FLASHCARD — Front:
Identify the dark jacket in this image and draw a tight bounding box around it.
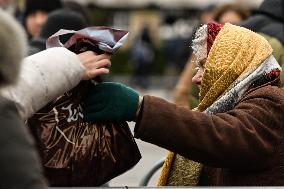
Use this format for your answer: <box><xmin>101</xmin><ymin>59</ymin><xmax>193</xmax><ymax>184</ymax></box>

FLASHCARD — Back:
<box><xmin>29</xmin><ymin>37</ymin><xmax>46</xmax><ymax>55</ymax></box>
<box><xmin>0</xmin><ymin>98</ymin><xmax>47</xmax><ymax>189</ymax></box>
<box><xmin>135</xmin><ymin>84</ymin><xmax>284</xmax><ymax>185</ymax></box>
<box><xmin>241</xmin><ymin>0</ymin><xmax>284</xmax><ymax>45</ymax></box>
<box><xmin>28</xmin><ymin>9</ymin><xmax>87</xmax><ymax>55</ymax></box>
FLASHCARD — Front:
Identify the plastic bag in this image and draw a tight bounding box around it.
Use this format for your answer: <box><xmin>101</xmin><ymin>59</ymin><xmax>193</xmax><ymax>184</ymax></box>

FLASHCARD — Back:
<box><xmin>27</xmin><ymin>27</ymin><xmax>141</xmax><ymax>186</ymax></box>
<box><xmin>46</xmin><ymin>26</ymin><xmax>129</xmax><ymax>54</ymax></box>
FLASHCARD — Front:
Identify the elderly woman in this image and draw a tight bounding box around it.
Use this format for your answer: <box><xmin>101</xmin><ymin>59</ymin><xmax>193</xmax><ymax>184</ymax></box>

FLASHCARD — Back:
<box><xmin>82</xmin><ymin>22</ymin><xmax>284</xmax><ymax>185</ymax></box>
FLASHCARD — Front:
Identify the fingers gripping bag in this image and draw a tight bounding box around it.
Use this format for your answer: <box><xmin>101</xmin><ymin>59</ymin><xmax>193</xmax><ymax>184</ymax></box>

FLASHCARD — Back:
<box><xmin>27</xmin><ymin>27</ymin><xmax>141</xmax><ymax>186</ymax></box>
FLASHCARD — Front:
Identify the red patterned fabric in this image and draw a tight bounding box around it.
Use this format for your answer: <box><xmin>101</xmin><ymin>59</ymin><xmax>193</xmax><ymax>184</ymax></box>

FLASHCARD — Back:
<box><xmin>207</xmin><ymin>22</ymin><xmax>224</xmax><ymax>55</ymax></box>
<box><xmin>265</xmin><ymin>69</ymin><xmax>281</xmax><ymax>78</ymax></box>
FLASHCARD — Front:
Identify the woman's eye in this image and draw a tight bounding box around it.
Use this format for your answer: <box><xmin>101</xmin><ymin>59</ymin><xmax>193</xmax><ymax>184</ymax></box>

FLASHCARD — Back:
<box><xmin>192</xmin><ymin>68</ymin><xmax>197</xmax><ymax>75</ymax></box>
<box><xmin>193</xmin><ymin>66</ymin><xmax>200</xmax><ymax>75</ymax></box>
<box><xmin>196</xmin><ymin>66</ymin><xmax>204</xmax><ymax>71</ymax></box>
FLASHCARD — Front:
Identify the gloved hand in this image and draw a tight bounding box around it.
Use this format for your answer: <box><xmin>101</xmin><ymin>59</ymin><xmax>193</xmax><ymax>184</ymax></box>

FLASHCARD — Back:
<box><xmin>82</xmin><ymin>82</ymin><xmax>140</xmax><ymax>122</ymax></box>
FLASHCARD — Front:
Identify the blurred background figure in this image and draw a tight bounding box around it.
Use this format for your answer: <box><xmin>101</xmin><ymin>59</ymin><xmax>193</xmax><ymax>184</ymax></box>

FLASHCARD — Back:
<box><xmin>173</xmin><ymin>2</ymin><xmax>251</xmax><ymax>109</ymax></box>
<box><xmin>130</xmin><ymin>26</ymin><xmax>155</xmax><ymax>89</ymax></box>
<box><xmin>0</xmin><ymin>0</ymin><xmax>22</xmax><ymax>22</ymax></box>
<box><xmin>241</xmin><ymin>0</ymin><xmax>284</xmax><ymax>87</ymax></box>
<box><xmin>23</xmin><ymin>0</ymin><xmax>62</xmax><ymax>40</ymax></box>
<box><xmin>28</xmin><ymin>9</ymin><xmax>87</xmax><ymax>55</ymax></box>
<box><xmin>0</xmin><ymin>0</ymin><xmax>14</xmax><ymax>12</ymax></box>
<box><xmin>213</xmin><ymin>3</ymin><xmax>250</xmax><ymax>25</ymax></box>
<box><xmin>162</xmin><ymin>13</ymin><xmax>193</xmax><ymax>75</ymax></box>
<box><xmin>172</xmin><ymin>4</ymin><xmax>216</xmax><ymax>108</ymax></box>
<box><xmin>64</xmin><ymin>0</ymin><xmax>91</xmax><ymax>25</ymax></box>
<box><xmin>200</xmin><ymin>4</ymin><xmax>216</xmax><ymax>24</ymax></box>
<box><xmin>0</xmin><ymin>0</ymin><xmax>18</xmax><ymax>15</ymax></box>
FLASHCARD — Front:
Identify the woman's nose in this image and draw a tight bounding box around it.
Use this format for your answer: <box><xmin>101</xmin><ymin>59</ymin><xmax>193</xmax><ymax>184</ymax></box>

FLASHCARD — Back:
<box><xmin>192</xmin><ymin>71</ymin><xmax>203</xmax><ymax>85</ymax></box>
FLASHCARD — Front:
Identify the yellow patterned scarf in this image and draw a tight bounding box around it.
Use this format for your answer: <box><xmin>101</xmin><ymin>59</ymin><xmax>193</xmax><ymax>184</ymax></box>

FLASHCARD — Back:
<box><xmin>157</xmin><ymin>23</ymin><xmax>272</xmax><ymax>186</ymax></box>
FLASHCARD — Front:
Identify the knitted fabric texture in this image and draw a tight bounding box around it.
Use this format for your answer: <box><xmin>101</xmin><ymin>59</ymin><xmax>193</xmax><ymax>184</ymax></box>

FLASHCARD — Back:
<box><xmin>198</xmin><ymin>23</ymin><xmax>272</xmax><ymax>112</ymax></box>
<box><xmin>157</xmin><ymin>151</ymin><xmax>174</xmax><ymax>186</ymax></box>
<box><xmin>157</xmin><ymin>109</ymin><xmax>202</xmax><ymax>186</ymax></box>
<box><xmin>192</xmin><ymin>25</ymin><xmax>207</xmax><ymax>63</ymax></box>
<box><xmin>157</xmin><ymin>23</ymin><xmax>274</xmax><ymax>186</ymax></box>
<box><xmin>192</xmin><ymin>22</ymin><xmax>223</xmax><ymax>63</ymax></box>
<box><xmin>204</xmin><ymin>55</ymin><xmax>280</xmax><ymax>114</ymax></box>
<box><xmin>206</xmin><ymin>22</ymin><xmax>223</xmax><ymax>56</ymax></box>
<box><xmin>158</xmin><ymin>22</ymin><xmax>224</xmax><ymax>186</ymax></box>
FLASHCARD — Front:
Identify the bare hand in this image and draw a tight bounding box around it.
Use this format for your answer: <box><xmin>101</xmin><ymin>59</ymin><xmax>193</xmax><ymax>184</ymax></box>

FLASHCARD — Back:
<box><xmin>77</xmin><ymin>51</ymin><xmax>111</xmax><ymax>80</ymax></box>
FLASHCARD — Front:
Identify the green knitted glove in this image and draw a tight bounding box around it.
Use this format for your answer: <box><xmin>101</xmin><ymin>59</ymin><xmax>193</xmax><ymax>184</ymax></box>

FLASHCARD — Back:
<box><xmin>82</xmin><ymin>82</ymin><xmax>139</xmax><ymax>122</ymax></box>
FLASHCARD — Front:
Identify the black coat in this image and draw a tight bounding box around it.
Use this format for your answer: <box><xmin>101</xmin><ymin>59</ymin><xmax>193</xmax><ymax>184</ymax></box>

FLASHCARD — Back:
<box><xmin>0</xmin><ymin>98</ymin><xmax>47</xmax><ymax>189</ymax></box>
<box><xmin>241</xmin><ymin>0</ymin><xmax>284</xmax><ymax>45</ymax></box>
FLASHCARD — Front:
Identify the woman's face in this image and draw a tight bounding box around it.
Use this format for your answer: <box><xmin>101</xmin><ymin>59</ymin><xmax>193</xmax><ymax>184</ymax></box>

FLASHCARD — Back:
<box><xmin>192</xmin><ymin>58</ymin><xmax>206</xmax><ymax>89</ymax></box>
<box><xmin>219</xmin><ymin>10</ymin><xmax>242</xmax><ymax>25</ymax></box>
<box><xmin>25</xmin><ymin>10</ymin><xmax>48</xmax><ymax>38</ymax></box>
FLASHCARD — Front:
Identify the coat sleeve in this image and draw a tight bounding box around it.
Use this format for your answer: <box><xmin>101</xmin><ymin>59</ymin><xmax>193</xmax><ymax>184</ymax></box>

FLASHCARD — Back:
<box><xmin>134</xmin><ymin>85</ymin><xmax>284</xmax><ymax>169</ymax></box>
<box><xmin>1</xmin><ymin>47</ymin><xmax>85</xmax><ymax>120</ymax></box>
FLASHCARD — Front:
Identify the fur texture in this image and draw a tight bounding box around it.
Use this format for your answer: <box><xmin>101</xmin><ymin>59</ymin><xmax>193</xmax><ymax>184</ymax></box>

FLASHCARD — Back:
<box><xmin>0</xmin><ymin>10</ymin><xmax>27</xmax><ymax>86</ymax></box>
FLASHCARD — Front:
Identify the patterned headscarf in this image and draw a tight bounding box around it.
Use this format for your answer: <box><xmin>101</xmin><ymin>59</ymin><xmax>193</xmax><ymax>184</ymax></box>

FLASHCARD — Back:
<box><xmin>198</xmin><ymin>23</ymin><xmax>276</xmax><ymax>112</ymax></box>
<box><xmin>192</xmin><ymin>22</ymin><xmax>223</xmax><ymax>63</ymax></box>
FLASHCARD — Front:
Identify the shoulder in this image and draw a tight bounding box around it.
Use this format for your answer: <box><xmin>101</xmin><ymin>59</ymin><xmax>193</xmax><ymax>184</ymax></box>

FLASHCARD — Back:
<box><xmin>0</xmin><ymin>97</ymin><xmax>19</xmax><ymax>117</ymax></box>
<box><xmin>233</xmin><ymin>85</ymin><xmax>284</xmax><ymax>127</ymax></box>
<box><xmin>26</xmin><ymin>47</ymin><xmax>77</xmax><ymax>61</ymax></box>
<box><xmin>240</xmin><ymin>85</ymin><xmax>284</xmax><ymax>105</ymax></box>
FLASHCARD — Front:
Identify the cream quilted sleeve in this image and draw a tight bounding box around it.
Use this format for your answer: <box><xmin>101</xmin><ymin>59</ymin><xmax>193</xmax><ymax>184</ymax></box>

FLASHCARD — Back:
<box><xmin>1</xmin><ymin>47</ymin><xmax>85</xmax><ymax>120</ymax></box>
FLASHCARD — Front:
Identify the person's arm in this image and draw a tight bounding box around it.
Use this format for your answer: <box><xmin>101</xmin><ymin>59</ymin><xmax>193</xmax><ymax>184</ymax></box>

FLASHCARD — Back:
<box><xmin>173</xmin><ymin>57</ymin><xmax>195</xmax><ymax>108</ymax></box>
<box><xmin>1</xmin><ymin>47</ymin><xmax>84</xmax><ymax>120</ymax></box>
<box><xmin>82</xmin><ymin>82</ymin><xmax>283</xmax><ymax>169</ymax></box>
<box><xmin>135</xmin><ymin>85</ymin><xmax>284</xmax><ymax>170</ymax></box>
<box><xmin>1</xmin><ymin>47</ymin><xmax>110</xmax><ymax>120</ymax></box>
